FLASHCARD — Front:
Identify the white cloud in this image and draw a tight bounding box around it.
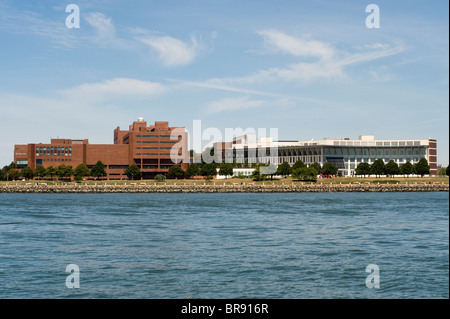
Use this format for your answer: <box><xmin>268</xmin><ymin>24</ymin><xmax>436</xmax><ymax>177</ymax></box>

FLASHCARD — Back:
<box><xmin>257</xmin><ymin>29</ymin><xmax>335</xmax><ymax>61</ymax></box>
<box><xmin>206</xmin><ymin>96</ymin><xmax>266</xmax><ymax>114</ymax></box>
<box><xmin>0</xmin><ymin>9</ymin><xmax>81</xmax><ymax>49</ymax></box>
<box><xmin>60</xmin><ymin>78</ymin><xmax>167</xmax><ymax>103</ymax></box>
<box><xmin>197</xmin><ymin>31</ymin><xmax>405</xmax><ymax>86</ymax></box>
<box><xmin>139</xmin><ymin>34</ymin><xmax>202</xmax><ymax>67</ymax></box>
<box><xmin>85</xmin><ymin>12</ymin><xmax>116</xmax><ymax>41</ymax></box>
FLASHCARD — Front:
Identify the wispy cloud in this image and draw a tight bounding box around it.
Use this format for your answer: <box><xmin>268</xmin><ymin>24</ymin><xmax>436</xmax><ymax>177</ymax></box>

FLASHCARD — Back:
<box><xmin>0</xmin><ymin>5</ymin><xmax>209</xmax><ymax>64</ymax></box>
<box><xmin>0</xmin><ymin>8</ymin><xmax>81</xmax><ymax>48</ymax></box>
<box><xmin>84</xmin><ymin>12</ymin><xmax>116</xmax><ymax>42</ymax></box>
<box><xmin>60</xmin><ymin>78</ymin><xmax>167</xmax><ymax>103</ymax></box>
<box><xmin>206</xmin><ymin>96</ymin><xmax>266</xmax><ymax>114</ymax></box>
<box><xmin>138</xmin><ymin>34</ymin><xmax>203</xmax><ymax>67</ymax></box>
<box><xmin>257</xmin><ymin>29</ymin><xmax>335</xmax><ymax>61</ymax></box>
<box><xmin>192</xmin><ymin>30</ymin><xmax>405</xmax><ymax>87</ymax></box>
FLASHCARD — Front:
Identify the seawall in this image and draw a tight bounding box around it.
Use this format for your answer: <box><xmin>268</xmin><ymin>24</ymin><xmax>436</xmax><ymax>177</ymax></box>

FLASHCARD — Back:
<box><xmin>0</xmin><ymin>183</ymin><xmax>448</xmax><ymax>193</ymax></box>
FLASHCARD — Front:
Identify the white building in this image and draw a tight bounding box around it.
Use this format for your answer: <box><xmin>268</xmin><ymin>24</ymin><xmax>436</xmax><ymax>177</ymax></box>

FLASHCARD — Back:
<box><xmin>217</xmin><ymin>134</ymin><xmax>437</xmax><ymax>177</ymax></box>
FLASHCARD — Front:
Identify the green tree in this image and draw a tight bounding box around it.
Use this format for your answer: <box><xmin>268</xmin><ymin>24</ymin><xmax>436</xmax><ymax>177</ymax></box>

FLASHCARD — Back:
<box><xmin>292</xmin><ymin>167</ymin><xmax>318</xmax><ymax>181</ymax></box>
<box><xmin>34</xmin><ymin>165</ymin><xmax>47</xmax><ymax>180</ymax></box>
<box><xmin>2</xmin><ymin>162</ymin><xmax>16</xmax><ymax>178</ymax></box>
<box><xmin>262</xmin><ymin>163</ymin><xmax>278</xmax><ymax>180</ymax></box>
<box><xmin>190</xmin><ymin>150</ymin><xmax>202</xmax><ymax>164</ymax></box>
<box><xmin>322</xmin><ymin>162</ymin><xmax>338</xmax><ymax>176</ymax></box>
<box><xmin>310</xmin><ymin>162</ymin><xmax>322</xmax><ymax>174</ymax></box>
<box><xmin>202</xmin><ymin>147</ymin><xmax>221</xmax><ymax>164</ymax></box>
<box><xmin>154</xmin><ymin>174</ymin><xmax>166</xmax><ymax>182</ymax></box>
<box><xmin>355</xmin><ymin>162</ymin><xmax>371</xmax><ymax>177</ymax></box>
<box><xmin>167</xmin><ymin>164</ymin><xmax>185</xmax><ymax>179</ymax></box>
<box><xmin>414</xmin><ymin>158</ymin><xmax>430</xmax><ymax>177</ymax></box>
<box><xmin>218</xmin><ymin>163</ymin><xmax>234</xmax><ymax>179</ymax></box>
<box><xmin>438</xmin><ymin>167</ymin><xmax>447</xmax><ymax>176</ymax></box>
<box><xmin>21</xmin><ymin>167</ymin><xmax>34</xmax><ymax>180</ymax></box>
<box><xmin>370</xmin><ymin>159</ymin><xmax>385</xmax><ymax>177</ymax></box>
<box><xmin>0</xmin><ymin>169</ymin><xmax>4</xmax><ymax>181</ymax></box>
<box><xmin>90</xmin><ymin>161</ymin><xmax>107</xmax><ymax>180</ymax></box>
<box><xmin>276</xmin><ymin>161</ymin><xmax>292</xmax><ymax>178</ymax></box>
<box><xmin>57</xmin><ymin>165</ymin><xmax>73</xmax><ymax>181</ymax></box>
<box><xmin>200</xmin><ymin>163</ymin><xmax>217</xmax><ymax>177</ymax></box>
<box><xmin>185</xmin><ymin>163</ymin><xmax>200</xmax><ymax>178</ymax></box>
<box><xmin>399</xmin><ymin>161</ymin><xmax>414</xmax><ymax>177</ymax></box>
<box><xmin>385</xmin><ymin>160</ymin><xmax>400</xmax><ymax>177</ymax></box>
<box><xmin>74</xmin><ymin>164</ymin><xmax>90</xmax><ymax>180</ymax></box>
<box><xmin>446</xmin><ymin>165</ymin><xmax>449</xmax><ymax>176</ymax></box>
<box><xmin>292</xmin><ymin>160</ymin><xmax>306</xmax><ymax>170</ymax></box>
<box><xmin>7</xmin><ymin>168</ymin><xmax>21</xmax><ymax>181</ymax></box>
<box><xmin>251</xmin><ymin>164</ymin><xmax>266</xmax><ymax>181</ymax></box>
<box><xmin>125</xmin><ymin>164</ymin><xmax>141</xmax><ymax>180</ymax></box>
<box><xmin>46</xmin><ymin>166</ymin><xmax>57</xmax><ymax>180</ymax></box>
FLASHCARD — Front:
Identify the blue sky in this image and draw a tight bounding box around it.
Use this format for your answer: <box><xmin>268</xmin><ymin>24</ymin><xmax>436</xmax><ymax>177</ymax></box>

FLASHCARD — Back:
<box><xmin>0</xmin><ymin>0</ymin><xmax>448</xmax><ymax>165</ymax></box>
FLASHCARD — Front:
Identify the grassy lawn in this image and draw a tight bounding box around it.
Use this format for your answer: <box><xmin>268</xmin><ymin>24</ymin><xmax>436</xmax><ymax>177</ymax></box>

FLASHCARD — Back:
<box><xmin>1</xmin><ymin>176</ymin><xmax>448</xmax><ymax>186</ymax></box>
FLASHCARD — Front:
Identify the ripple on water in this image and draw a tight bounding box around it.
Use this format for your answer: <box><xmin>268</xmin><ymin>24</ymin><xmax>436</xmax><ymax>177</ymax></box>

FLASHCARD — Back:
<box><xmin>0</xmin><ymin>192</ymin><xmax>447</xmax><ymax>299</ymax></box>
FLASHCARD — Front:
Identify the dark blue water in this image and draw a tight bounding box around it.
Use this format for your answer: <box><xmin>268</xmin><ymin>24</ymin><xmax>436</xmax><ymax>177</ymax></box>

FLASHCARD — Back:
<box><xmin>0</xmin><ymin>192</ymin><xmax>448</xmax><ymax>299</ymax></box>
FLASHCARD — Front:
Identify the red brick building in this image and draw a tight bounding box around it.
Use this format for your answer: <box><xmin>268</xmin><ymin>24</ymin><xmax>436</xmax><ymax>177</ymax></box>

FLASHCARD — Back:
<box><xmin>14</xmin><ymin>118</ymin><xmax>189</xmax><ymax>179</ymax></box>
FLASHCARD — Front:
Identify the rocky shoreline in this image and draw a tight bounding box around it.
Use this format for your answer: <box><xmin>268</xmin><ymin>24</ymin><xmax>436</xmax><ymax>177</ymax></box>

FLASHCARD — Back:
<box><xmin>0</xmin><ymin>183</ymin><xmax>448</xmax><ymax>193</ymax></box>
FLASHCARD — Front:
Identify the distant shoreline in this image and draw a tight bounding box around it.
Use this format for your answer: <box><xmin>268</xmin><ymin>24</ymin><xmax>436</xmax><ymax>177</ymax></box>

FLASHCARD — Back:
<box><xmin>1</xmin><ymin>183</ymin><xmax>448</xmax><ymax>193</ymax></box>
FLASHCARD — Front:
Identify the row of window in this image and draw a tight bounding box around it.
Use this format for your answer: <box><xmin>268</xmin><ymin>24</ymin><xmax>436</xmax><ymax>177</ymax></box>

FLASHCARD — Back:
<box><xmin>136</xmin><ymin>147</ymin><xmax>173</xmax><ymax>150</ymax></box>
<box><xmin>136</xmin><ymin>135</ymin><xmax>173</xmax><ymax>138</ymax></box>
<box><xmin>136</xmin><ymin>141</ymin><xmax>175</xmax><ymax>144</ymax></box>
<box><xmin>40</xmin><ymin>158</ymin><xmax>72</xmax><ymax>162</ymax></box>
<box><xmin>36</xmin><ymin>146</ymin><xmax>72</xmax><ymax>157</ymax></box>
<box><xmin>36</xmin><ymin>146</ymin><xmax>72</xmax><ymax>152</ymax></box>
<box><xmin>324</xmin><ymin>147</ymin><xmax>426</xmax><ymax>157</ymax></box>
<box><xmin>333</xmin><ymin>141</ymin><xmax>421</xmax><ymax>146</ymax></box>
<box><xmin>136</xmin><ymin>153</ymin><xmax>180</xmax><ymax>156</ymax></box>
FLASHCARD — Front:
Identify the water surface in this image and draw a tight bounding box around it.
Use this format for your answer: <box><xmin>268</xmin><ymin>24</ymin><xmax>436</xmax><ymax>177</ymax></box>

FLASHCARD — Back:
<box><xmin>0</xmin><ymin>192</ymin><xmax>448</xmax><ymax>298</ymax></box>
